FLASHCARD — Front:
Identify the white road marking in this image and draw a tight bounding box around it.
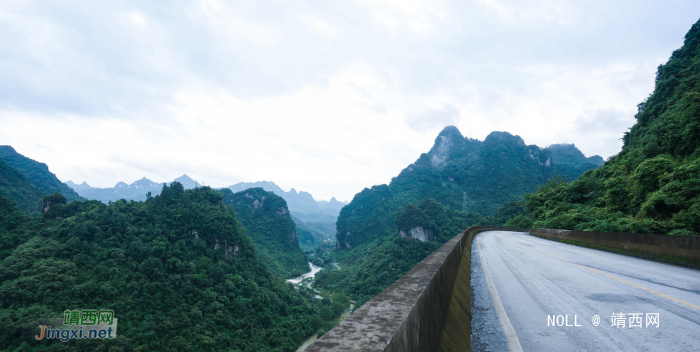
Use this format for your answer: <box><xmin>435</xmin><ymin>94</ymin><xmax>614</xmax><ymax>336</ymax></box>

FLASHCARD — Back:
<box><xmin>478</xmin><ymin>236</ymin><xmax>524</xmax><ymax>352</ymax></box>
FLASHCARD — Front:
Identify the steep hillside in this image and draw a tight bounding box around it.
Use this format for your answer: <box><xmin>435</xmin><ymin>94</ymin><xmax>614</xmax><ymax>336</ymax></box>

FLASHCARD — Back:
<box><xmin>0</xmin><ymin>146</ymin><xmax>83</xmax><ymax>203</ymax></box>
<box><xmin>335</xmin><ymin>127</ymin><xmax>600</xmax><ymax>250</ymax></box>
<box><xmin>219</xmin><ymin>187</ymin><xmax>309</xmax><ymax>278</ymax></box>
<box><xmin>0</xmin><ymin>183</ymin><xmax>326</xmax><ymax>351</ymax></box>
<box><xmin>0</xmin><ymin>195</ymin><xmax>27</xmax><ymax>242</ymax></box>
<box><xmin>293</xmin><ymin>215</ymin><xmax>335</xmax><ymax>251</ymax></box>
<box><xmin>315</xmin><ymin>199</ymin><xmax>475</xmax><ymax>304</ymax></box>
<box><xmin>228</xmin><ymin>181</ymin><xmax>347</xmax><ymax>219</ymax></box>
<box><xmin>0</xmin><ymin>157</ymin><xmax>44</xmax><ymax>215</ymax></box>
<box><xmin>526</xmin><ymin>19</ymin><xmax>700</xmax><ymax>236</ymax></box>
<box><xmin>546</xmin><ymin>143</ymin><xmax>605</xmax><ymax>176</ymax></box>
<box><xmin>317</xmin><ymin>127</ymin><xmax>601</xmax><ymax>304</ymax></box>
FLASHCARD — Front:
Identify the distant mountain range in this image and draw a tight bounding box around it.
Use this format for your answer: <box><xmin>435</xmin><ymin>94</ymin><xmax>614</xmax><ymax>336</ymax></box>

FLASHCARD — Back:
<box><xmin>228</xmin><ymin>181</ymin><xmax>347</xmax><ymax>221</ymax></box>
<box><xmin>66</xmin><ymin>175</ymin><xmax>201</xmax><ymax>203</ymax></box>
<box><xmin>66</xmin><ymin>177</ymin><xmax>348</xmax><ymax>220</ymax></box>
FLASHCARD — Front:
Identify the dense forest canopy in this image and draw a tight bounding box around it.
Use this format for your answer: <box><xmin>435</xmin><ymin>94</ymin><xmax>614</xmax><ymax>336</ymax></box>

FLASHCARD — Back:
<box><xmin>0</xmin><ymin>184</ymin><xmax>344</xmax><ymax>352</ymax></box>
<box><xmin>293</xmin><ymin>216</ymin><xmax>335</xmax><ymax>251</ymax></box>
<box><xmin>335</xmin><ymin>127</ymin><xmax>601</xmax><ymax>251</ymax></box>
<box><xmin>316</xmin><ymin>199</ymin><xmax>476</xmax><ymax>304</ymax></box>
<box><xmin>0</xmin><ymin>157</ymin><xmax>45</xmax><ymax>215</ymax></box>
<box><xmin>316</xmin><ymin>127</ymin><xmax>602</xmax><ymax>304</ymax></box>
<box><xmin>219</xmin><ymin>187</ymin><xmax>309</xmax><ymax>279</ymax></box>
<box><xmin>524</xmin><ymin>19</ymin><xmax>700</xmax><ymax>236</ymax></box>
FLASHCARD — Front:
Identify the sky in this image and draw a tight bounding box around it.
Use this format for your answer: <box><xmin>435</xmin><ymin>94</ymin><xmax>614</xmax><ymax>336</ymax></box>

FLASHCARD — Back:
<box><xmin>2</xmin><ymin>0</ymin><xmax>700</xmax><ymax>202</ymax></box>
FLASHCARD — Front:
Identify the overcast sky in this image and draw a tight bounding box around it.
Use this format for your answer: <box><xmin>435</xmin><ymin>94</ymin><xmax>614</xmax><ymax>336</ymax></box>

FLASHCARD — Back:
<box><xmin>2</xmin><ymin>0</ymin><xmax>699</xmax><ymax>202</ymax></box>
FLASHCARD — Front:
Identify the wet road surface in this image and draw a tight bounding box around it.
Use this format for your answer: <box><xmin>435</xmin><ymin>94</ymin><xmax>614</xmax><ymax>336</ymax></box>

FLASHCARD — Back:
<box><xmin>471</xmin><ymin>231</ymin><xmax>700</xmax><ymax>351</ymax></box>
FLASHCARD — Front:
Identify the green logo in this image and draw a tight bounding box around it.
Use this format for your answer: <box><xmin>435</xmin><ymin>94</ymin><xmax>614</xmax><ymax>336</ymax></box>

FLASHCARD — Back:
<box><xmin>63</xmin><ymin>309</ymin><xmax>115</xmax><ymax>326</ymax></box>
<box><xmin>63</xmin><ymin>310</ymin><xmax>80</xmax><ymax>325</ymax></box>
<box><xmin>98</xmin><ymin>310</ymin><xmax>114</xmax><ymax>325</ymax></box>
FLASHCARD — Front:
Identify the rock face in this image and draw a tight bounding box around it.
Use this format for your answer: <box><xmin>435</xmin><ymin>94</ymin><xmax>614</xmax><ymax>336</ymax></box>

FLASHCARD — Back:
<box><xmin>219</xmin><ymin>187</ymin><xmax>309</xmax><ymax>279</ymax></box>
<box><xmin>399</xmin><ymin>227</ymin><xmax>432</xmax><ymax>242</ymax></box>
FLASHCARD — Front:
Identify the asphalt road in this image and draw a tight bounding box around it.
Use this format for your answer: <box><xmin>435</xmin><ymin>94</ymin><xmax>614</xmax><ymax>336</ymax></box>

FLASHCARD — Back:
<box><xmin>471</xmin><ymin>231</ymin><xmax>700</xmax><ymax>352</ymax></box>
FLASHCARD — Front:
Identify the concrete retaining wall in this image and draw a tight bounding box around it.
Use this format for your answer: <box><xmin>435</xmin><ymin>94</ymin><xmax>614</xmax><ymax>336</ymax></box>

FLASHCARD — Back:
<box><xmin>307</xmin><ymin>226</ymin><xmax>524</xmax><ymax>352</ymax></box>
<box><xmin>530</xmin><ymin>228</ymin><xmax>700</xmax><ymax>266</ymax></box>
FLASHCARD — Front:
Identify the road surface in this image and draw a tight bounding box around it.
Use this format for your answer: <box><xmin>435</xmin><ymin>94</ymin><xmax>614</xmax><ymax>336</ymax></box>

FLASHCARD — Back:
<box><xmin>471</xmin><ymin>231</ymin><xmax>700</xmax><ymax>351</ymax></box>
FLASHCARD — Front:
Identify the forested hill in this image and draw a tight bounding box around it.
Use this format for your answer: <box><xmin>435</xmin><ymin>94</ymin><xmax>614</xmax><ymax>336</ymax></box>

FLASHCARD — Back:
<box><xmin>545</xmin><ymin>144</ymin><xmax>604</xmax><ymax>177</ymax></box>
<box><xmin>335</xmin><ymin>126</ymin><xmax>602</xmax><ymax>250</ymax></box>
<box><xmin>526</xmin><ymin>18</ymin><xmax>700</xmax><ymax>236</ymax></box>
<box><xmin>219</xmin><ymin>187</ymin><xmax>310</xmax><ymax>278</ymax></box>
<box><xmin>293</xmin><ymin>216</ymin><xmax>335</xmax><ymax>251</ymax></box>
<box><xmin>0</xmin><ymin>157</ymin><xmax>45</xmax><ymax>215</ymax></box>
<box><xmin>315</xmin><ymin>127</ymin><xmax>602</xmax><ymax>305</ymax></box>
<box><xmin>0</xmin><ymin>146</ymin><xmax>83</xmax><ymax>203</ymax></box>
<box><xmin>228</xmin><ymin>181</ymin><xmax>347</xmax><ymax>220</ymax></box>
<box><xmin>0</xmin><ymin>183</ymin><xmax>324</xmax><ymax>351</ymax></box>
<box><xmin>315</xmin><ymin>198</ymin><xmax>476</xmax><ymax>304</ymax></box>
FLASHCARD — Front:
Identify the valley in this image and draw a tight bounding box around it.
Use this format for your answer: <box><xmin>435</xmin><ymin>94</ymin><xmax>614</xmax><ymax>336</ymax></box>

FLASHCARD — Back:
<box><xmin>2</xmin><ymin>18</ymin><xmax>700</xmax><ymax>351</ymax></box>
<box><xmin>3</xmin><ymin>3</ymin><xmax>700</xmax><ymax>352</ymax></box>
<box><xmin>286</xmin><ymin>263</ymin><xmax>357</xmax><ymax>352</ymax></box>
<box><xmin>0</xmin><ymin>128</ymin><xmax>607</xmax><ymax>351</ymax></box>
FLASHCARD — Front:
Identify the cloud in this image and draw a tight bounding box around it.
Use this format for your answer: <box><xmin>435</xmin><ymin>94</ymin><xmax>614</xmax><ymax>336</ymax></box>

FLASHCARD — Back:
<box><xmin>193</xmin><ymin>0</ymin><xmax>282</xmax><ymax>47</ymax></box>
<box><xmin>568</xmin><ymin>109</ymin><xmax>636</xmax><ymax>158</ymax></box>
<box><xmin>474</xmin><ymin>0</ymin><xmax>580</xmax><ymax>26</ymax></box>
<box><xmin>406</xmin><ymin>104</ymin><xmax>461</xmax><ymax>131</ymax></box>
<box><xmin>298</xmin><ymin>13</ymin><xmax>345</xmax><ymax>40</ymax></box>
<box><xmin>354</xmin><ymin>0</ymin><xmax>448</xmax><ymax>35</ymax></box>
<box><xmin>2</xmin><ymin>0</ymin><xmax>700</xmax><ymax>201</ymax></box>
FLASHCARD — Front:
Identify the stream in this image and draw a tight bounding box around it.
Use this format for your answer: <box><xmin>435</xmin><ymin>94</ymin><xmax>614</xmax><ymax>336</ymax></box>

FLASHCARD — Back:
<box><xmin>286</xmin><ymin>262</ymin><xmax>323</xmax><ymax>285</ymax></box>
<box><xmin>288</xmin><ymin>262</ymin><xmax>355</xmax><ymax>351</ymax></box>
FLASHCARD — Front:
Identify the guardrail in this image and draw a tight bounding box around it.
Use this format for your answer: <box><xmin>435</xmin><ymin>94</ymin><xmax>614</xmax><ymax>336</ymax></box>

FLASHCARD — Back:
<box><xmin>529</xmin><ymin>228</ymin><xmax>700</xmax><ymax>268</ymax></box>
<box><xmin>307</xmin><ymin>226</ymin><xmax>526</xmax><ymax>352</ymax></box>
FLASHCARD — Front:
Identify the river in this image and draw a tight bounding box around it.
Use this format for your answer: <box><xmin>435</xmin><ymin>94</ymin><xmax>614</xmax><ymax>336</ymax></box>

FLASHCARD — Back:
<box><xmin>289</xmin><ymin>262</ymin><xmax>354</xmax><ymax>351</ymax></box>
<box><xmin>286</xmin><ymin>262</ymin><xmax>323</xmax><ymax>285</ymax></box>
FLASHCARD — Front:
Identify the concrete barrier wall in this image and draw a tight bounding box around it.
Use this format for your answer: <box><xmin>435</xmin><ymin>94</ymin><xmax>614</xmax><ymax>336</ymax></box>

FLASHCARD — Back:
<box><xmin>307</xmin><ymin>226</ymin><xmax>524</xmax><ymax>352</ymax></box>
<box><xmin>530</xmin><ymin>228</ymin><xmax>700</xmax><ymax>266</ymax></box>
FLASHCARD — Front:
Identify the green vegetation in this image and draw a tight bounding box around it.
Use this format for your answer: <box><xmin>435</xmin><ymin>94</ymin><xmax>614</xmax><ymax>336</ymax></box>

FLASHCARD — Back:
<box><xmin>219</xmin><ymin>187</ymin><xmax>309</xmax><ymax>279</ymax></box>
<box><xmin>315</xmin><ymin>292</ymin><xmax>351</xmax><ymax>337</ymax></box>
<box><xmin>335</xmin><ymin>127</ymin><xmax>600</xmax><ymax>250</ymax></box>
<box><xmin>316</xmin><ymin>199</ymin><xmax>475</xmax><ymax>304</ymax></box>
<box><xmin>320</xmin><ymin>127</ymin><xmax>601</xmax><ymax>304</ymax></box>
<box><xmin>0</xmin><ymin>157</ymin><xmax>45</xmax><ymax>215</ymax></box>
<box><xmin>293</xmin><ymin>216</ymin><xmax>334</xmax><ymax>252</ymax></box>
<box><xmin>0</xmin><ymin>146</ymin><xmax>87</xmax><ymax>216</ymax></box>
<box><xmin>477</xmin><ymin>201</ymin><xmax>520</xmax><ymax>225</ymax></box>
<box><xmin>227</xmin><ymin>181</ymin><xmax>347</xmax><ymax>221</ymax></box>
<box><xmin>0</xmin><ymin>146</ymin><xmax>83</xmax><ymax>203</ymax></box>
<box><xmin>0</xmin><ymin>183</ymin><xmax>342</xmax><ymax>352</ymax></box>
<box><xmin>0</xmin><ymin>195</ymin><xmax>29</xmax><ymax>257</ymax></box>
<box><xmin>545</xmin><ymin>144</ymin><xmax>604</xmax><ymax>178</ymax></box>
<box><xmin>525</xmin><ymin>19</ymin><xmax>700</xmax><ymax>236</ymax></box>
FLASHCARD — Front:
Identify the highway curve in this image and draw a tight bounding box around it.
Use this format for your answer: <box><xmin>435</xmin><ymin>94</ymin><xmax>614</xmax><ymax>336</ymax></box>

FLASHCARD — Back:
<box><xmin>471</xmin><ymin>231</ymin><xmax>700</xmax><ymax>351</ymax></box>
